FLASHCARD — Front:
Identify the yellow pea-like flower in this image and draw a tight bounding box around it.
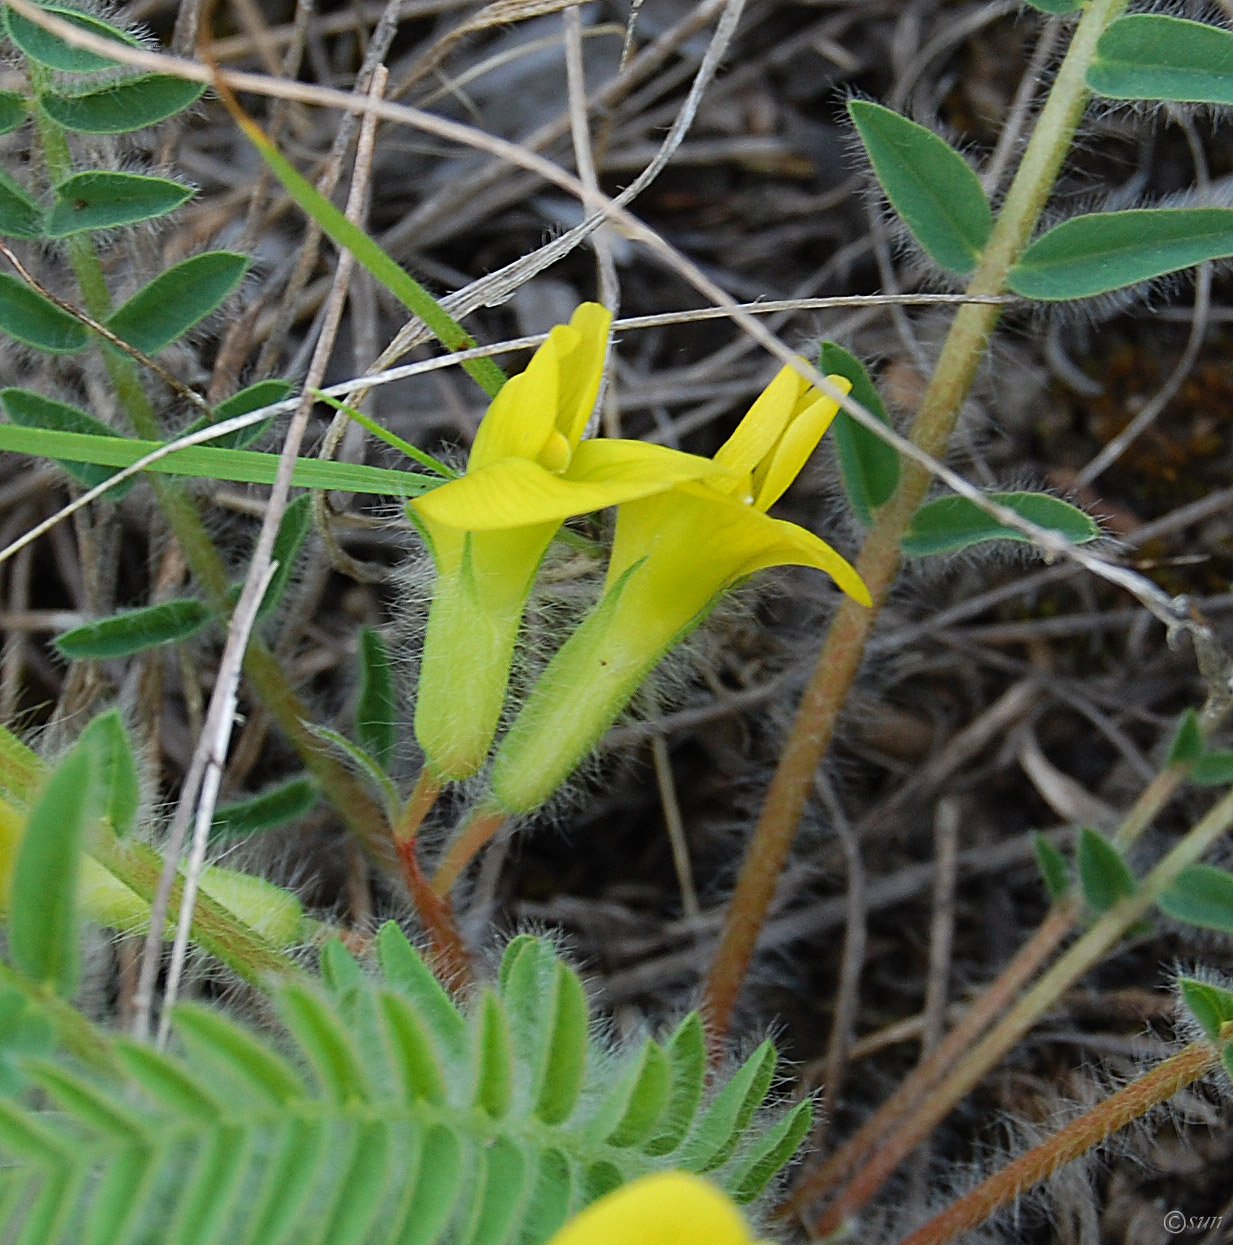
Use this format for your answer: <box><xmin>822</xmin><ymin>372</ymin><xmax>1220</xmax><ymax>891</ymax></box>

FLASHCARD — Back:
<box><xmin>545</xmin><ymin>1172</ymin><xmax>767</xmax><ymax>1245</ymax></box>
<box><xmin>488</xmin><ymin>363</ymin><xmax>872</xmax><ymax>814</ymax></box>
<box><xmin>409</xmin><ymin>303</ymin><xmax>723</xmax><ymax>782</ymax></box>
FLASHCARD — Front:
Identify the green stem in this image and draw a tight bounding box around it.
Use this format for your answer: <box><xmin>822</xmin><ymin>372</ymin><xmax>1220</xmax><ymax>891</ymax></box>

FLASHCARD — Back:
<box><xmin>815</xmin><ymin>781</ymin><xmax>1233</xmax><ymax>1236</ymax></box>
<box><xmin>702</xmin><ymin>0</ymin><xmax>1130</xmax><ymax>1053</ymax></box>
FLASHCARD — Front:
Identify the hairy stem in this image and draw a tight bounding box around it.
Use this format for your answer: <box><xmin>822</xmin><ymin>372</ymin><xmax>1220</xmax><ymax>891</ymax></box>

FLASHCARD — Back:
<box><xmin>702</xmin><ymin>0</ymin><xmax>1130</xmax><ymax>1051</ymax></box>
<box><xmin>896</xmin><ymin>1039</ymin><xmax>1221</xmax><ymax>1245</ymax></box>
<box><xmin>814</xmin><ymin>781</ymin><xmax>1233</xmax><ymax>1236</ymax></box>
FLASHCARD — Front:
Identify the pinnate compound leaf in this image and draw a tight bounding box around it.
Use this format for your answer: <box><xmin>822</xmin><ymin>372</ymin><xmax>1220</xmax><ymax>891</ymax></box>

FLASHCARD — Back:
<box><xmin>820</xmin><ymin>340</ymin><xmax>899</xmax><ymax>525</ymax></box>
<box><xmin>0</xmin><ymin>92</ymin><xmax>27</xmax><ymax>135</ymax></box>
<box><xmin>1008</xmin><ymin>208</ymin><xmax>1233</xmax><ymax>301</ymax></box>
<box><xmin>106</xmin><ymin>251</ymin><xmax>248</xmax><ymax>354</ymax></box>
<box><xmin>46</xmin><ymin>171</ymin><xmax>192</xmax><ymax>237</ymax></box>
<box><xmin>1034</xmin><ymin>832</ymin><xmax>1071</xmax><ymax>901</ymax></box>
<box><xmin>1189</xmin><ymin>750</ymin><xmax>1233</xmax><ymax>785</ymax></box>
<box><xmin>210</xmin><ymin>775</ymin><xmax>318</xmax><ymax>840</ymax></box>
<box><xmin>55</xmin><ymin>598</ymin><xmax>210</xmax><ymax>660</ymax></box>
<box><xmin>902</xmin><ymin>490</ymin><xmax>1100</xmax><ymax>556</ymax></box>
<box><xmin>7</xmin><ymin>737</ymin><xmax>100</xmax><ymax>996</ymax></box>
<box><xmin>645</xmin><ymin>1012</ymin><xmax>707</xmax><ymax>1156</ymax></box>
<box><xmin>76</xmin><ymin>710</ymin><xmax>139</xmax><ymax>837</ymax></box>
<box><xmin>1088</xmin><ymin>16</ymin><xmax>1233</xmax><ymax>105</ymax></box>
<box><xmin>379</xmin><ymin>988</ymin><xmax>449</xmax><ymax>1105</ymax></box>
<box><xmin>0</xmin><ymin>388</ymin><xmax>135</xmax><ymax>497</ymax></box>
<box><xmin>355</xmin><ymin>627</ymin><xmax>396</xmax><ymax>769</ymax></box>
<box><xmin>1158</xmin><ymin>865</ymin><xmax>1233</xmax><ymax>935</ymax></box>
<box><xmin>536</xmin><ymin>962</ymin><xmax>589</xmax><ymax>1125</ymax></box>
<box><xmin>376</xmin><ymin>921</ymin><xmax>469</xmax><ymax>1069</ymax></box>
<box><xmin>38</xmin><ymin>75</ymin><xmax>205</xmax><ymax>133</ymax></box>
<box><xmin>729</xmin><ymin>1097</ymin><xmax>813</xmax><ymax>1203</ymax></box>
<box><xmin>1177</xmin><ymin>977</ymin><xmax>1233</xmax><ymax>1043</ymax></box>
<box><xmin>3</xmin><ymin>4</ymin><xmax>138</xmax><ymax>72</ymax></box>
<box><xmin>1168</xmin><ymin>707</ymin><xmax>1204</xmax><ymax>765</ymax></box>
<box><xmin>0</xmin><ymin>170</ymin><xmax>42</xmax><ymax>239</ymax></box>
<box><xmin>679</xmin><ymin>1040</ymin><xmax>777</xmax><ymax>1171</ymax></box>
<box><xmin>277</xmin><ymin>983</ymin><xmax>370</xmax><ymax>1104</ymax></box>
<box><xmin>170</xmin><ymin>1003</ymin><xmax>305</xmax><ymax>1106</ymax></box>
<box><xmin>1076</xmin><ymin>826</ymin><xmax>1137</xmax><ymax>915</ymax></box>
<box><xmin>473</xmin><ymin>992</ymin><xmax>513</xmax><ymax>1119</ymax></box>
<box><xmin>847</xmin><ymin>100</ymin><xmax>992</xmax><ymax>275</ymax></box>
<box><xmin>0</xmin><ymin>273</ymin><xmax>88</xmax><ymax>353</ymax></box>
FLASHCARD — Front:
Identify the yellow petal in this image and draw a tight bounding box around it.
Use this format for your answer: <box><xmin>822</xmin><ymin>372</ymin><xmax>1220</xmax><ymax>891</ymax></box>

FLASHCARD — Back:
<box><xmin>411</xmin><ymin>443</ymin><xmax>721</xmax><ymax>532</ymax></box>
<box><xmin>752</xmin><ymin>381</ymin><xmax>846</xmax><ymax>511</ymax></box>
<box><xmin>467</xmin><ymin>330</ymin><xmax>564</xmax><ymax>470</ymax></box>
<box><xmin>712</xmin><ymin>364</ymin><xmax>810</xmax><ymax>477</ymax></box>
<box><xmin>545</xmin><ymin>1173</ymin><xmax>760</xmax><ymax>1245</ymax></box>
<box><xmin>555</xmin><ymin>302</ymin><xmax>612</xmax><ymax>446</ymax></box>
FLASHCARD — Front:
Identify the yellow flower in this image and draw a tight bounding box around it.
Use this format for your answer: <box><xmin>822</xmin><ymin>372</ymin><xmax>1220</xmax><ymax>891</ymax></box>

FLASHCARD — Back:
<box><xmin>488</xmin><ymin>362</ymin><xmax>871</xmax><ymax>813</ymax></box>
<box><xmin>545</xmin><ymin>1172</ymin><xmax>765</xmax><ymax>1245</ymax></box>
<box><xmin>410</xmin><ymin>303</ymin><xmax>723</xmax><ymax>782</ymax></box>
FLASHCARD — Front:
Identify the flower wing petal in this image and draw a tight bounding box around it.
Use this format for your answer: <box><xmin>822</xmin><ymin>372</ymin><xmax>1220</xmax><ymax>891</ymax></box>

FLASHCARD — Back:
<box><xmin>412</xmin><ymin>443</ymin><xmax>721</xmax><ymax>531</ymax></box>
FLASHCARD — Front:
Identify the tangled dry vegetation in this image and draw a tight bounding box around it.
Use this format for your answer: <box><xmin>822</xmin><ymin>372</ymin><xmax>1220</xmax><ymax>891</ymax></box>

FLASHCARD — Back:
<box><xmin>3</xmin><ymin>0</ymin><xmax>1233</xmax><ymax>1240</ymax></box>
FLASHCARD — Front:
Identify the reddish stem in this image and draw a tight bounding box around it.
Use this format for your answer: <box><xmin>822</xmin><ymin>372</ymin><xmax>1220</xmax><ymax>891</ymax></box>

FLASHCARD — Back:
<box><xmin>896</xmin><ymin>1040</ymin><xmax>1219</xmax><ymax>1245</ymax></box>
<box><xmin>393</xmin><ymin>834</ymin><xmax>473</xmax><ymax>988</ymax></box>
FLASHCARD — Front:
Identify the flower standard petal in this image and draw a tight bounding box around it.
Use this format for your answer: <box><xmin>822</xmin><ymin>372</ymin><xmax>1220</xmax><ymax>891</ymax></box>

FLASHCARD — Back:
<box><xmin>545</xmin><ymin>1172</ymin><xmax>761</xmax><ymax>1245</ymax></box>
<box><xmin>555</xmin><ymin>302</ymin><xmax>611</xmax><ymax>445</ymax></box>
<box><xmin>751</xmin><ymin>380</ymin><xmax>848</xmax><ymax>510</ymax></box>
<box><xmin>467</xmin><ymin>331</ymin><xmax>563</xmax><ymax>470</ymax></box>
<box><xmin>711</xmin><ymin>364</ymin><xmax>807</xmax><ymax>478</ymax></box>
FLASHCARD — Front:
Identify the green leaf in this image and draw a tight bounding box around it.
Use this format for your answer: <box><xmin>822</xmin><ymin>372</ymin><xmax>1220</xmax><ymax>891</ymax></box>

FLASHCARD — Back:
<box><xmin>820</xmin><ymin>341</ymin><xmax>899</xmax><ymax>525</ymax></box>
<box><xmin>45</xmin><ymin>171</ymin><xmax>193</xmax><ymax>237</ymax></box>
<box><xmin>309</xmin><ymin>726</ymin><xmax>398</xmax><ymax>819</ymax></box>
<box><xmin>0</xmin><ymin>169</ymin><xmax>43</xmax><ymax>239</ymax></box>
<box><xmin>1076</xmin><ymin>826</ymin><xmax>1137</xmax><ymax>915</ymax></box>
<box><xmin>1088</xmin><ymin>16</ymin><xmax>1233</xmax><ymax>106</ymax></box>
<box><xmin>604</xmin><ymin>1041</ymin><xmax>671</xmax><ymax>1147</ymax></box>
<box><xmin>459</xmin><ymin>1134</ymin><xmax>528</xmax><ymax>1245</ymax></box>
<box><xmin>256</xmin><ymin>494</ymin><xmax>312</xmax><ymax>620</ymax></box>
<box><xmin>1177</xmin><ymin>977</ymin><xmax>1233</xmax><ymax>1043</ymax></box>
<box><xmin>170</xmin><ymin>1003</ymin><xmax>305</xmax><ymax>1107</ymax></box>
<box><xmin>519</xmin><ymin>1148</ymin><xmax>573</xmax><ymax>1245</ymax></box>
<box><xmin>728</xmin><ymin>1097</ymin><xmax>813</xmax><ymax>1203</ymax></box>
<box><xmin>0</xmin><ymin>423</ymin><xmax>434</xmax><ymax>497</ymax></box>
<box><xmin>847</xmin><ymin>100</ymin><xmax>992</xmax><ymax>275</ymax></box>
<box><xmin>1033</xmin><ymin>832</ymin><xmax>1071</xmax><ymax>901</ymax></box>
<box><xmin>535</xmin><ymin>962</ymin><xmax>589</xmax><ymax>1125</ymax></box>
<box><xmin>1158</xmin><ymin>865</ymin><xmax>1233</xmax><ymax>935</ymax></box>
<box><xmin>3</xmin><ymin>5</ymin><xmax>139</xmax><ymax>72</ymax></box>
<box><xmin>209</xmin><ymin>776</ymin><xmax>319</xmax><ymax>840</ymax></box>
<box><xmin>473</xmin><ymin>992</ymin><xmax>512</xmax><ymax>1119</ymax></box>
<box><xmin>110</xmin><ymin>1041</ymin><xmax>219</xmax><ymax>1120</ymax></box>
<box><xmin>0</xmin><ymin>91</ymin><xmax>27</xmax><ymax>135</ymax></box>
<box><xmin>184</xmin><ymin>378</ymin><xmax>293</xmax><ymax>450</ymax></box>
<box><xmin>392</xmin><ymin>1124</ymin><xmax>465</xmax><ymax>1245</ymax></box>
<box><xmin>27</xmin><ymin>1060</ymin><xmax>145</xmax><ymax>1139</ymax></box>
<box><xmin>375</xmin><ymin>922</ymin><xmax>468</xmax><ymax>1070</ymax></box>
<box><xmin>378</xmin><ymin>989</ymin><xmax>448</xmax><ymax>1105</ymax></box>
<box><xmin>355</xmin><ymin>627</ymin><xmax>396</xmax><ymax>771</ymax></box>
<box><xmin>645</xmin><ymin>1012</ymin><xmax>706</xmax><ymax>1156</ymax></box>
<box><xmin>679</xmin><ymin>1040</ymin><xmax>776</xmax><ymax>1171</ymax></box>
<box><xmin>37</xmin><ymin>75</ymin><xmax>205</xmax><ymax>133</ymax></box>
<box><xmin>76</xmin><ymin>710</ymin><xmax>139</xmax><ymax>837</ymax></box>
<box><xmin>314</xmin><ymin>1121</ymin><xmax>392</xmax><ymax>1245</ymax></box>
<box><xmin>7</xmin><ymin>738</ymin><xmax>99</xmax><ymax>996</ymax></box>
<box><xmin>55</xmin><ymin>598</ymin><xmax>210</xmax><ymax>660</ymax></box>
<box><xmin>1190</xmin><ymin>751</ymin><xmax>1233</xmax><ymax>786</ymax></box>
<box><xmin>0</xmin><ymin>989</ymin><xmax>53</xmax><ymax>1098</ymax></box>
<box><xmin>106</xmin><ymin>251</ymin><xmax>248</xmax><ymax>354</ymax></box>
<box><xmin>0</xmin><ymin>388</ymin><xmax>135</xmax><ymax>497</ymax></box>
<box><xmin>277</xmin><ymin>983</ymin><xmax>369</xmax><ymax>1104</ymax></box>
<box><xmin>1023</xmin><ymin>0</ymin><xmax>1080</xmax><ymax>12</ymax></box>
<box><xmin>901</xmin><ymin>490</ymin><xmax>1100</xmax><ymax>556</ymax></box>
<box><xmin>1167</xmin><ymin>708</ymin><xmax>1204</xmax><ymax>765</ymax></box>
<box><xmin>1008</xmin><ymin>208</ymin><xmax>1233</xmax><ymax>301</ymax></box>
<box><xmin>0</xmin><ymin>272</ymin><xmax>88</xmax><ymax>353</ymax></box>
